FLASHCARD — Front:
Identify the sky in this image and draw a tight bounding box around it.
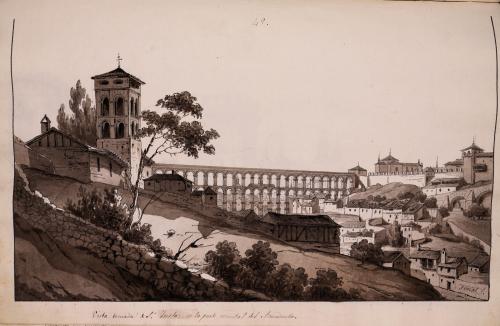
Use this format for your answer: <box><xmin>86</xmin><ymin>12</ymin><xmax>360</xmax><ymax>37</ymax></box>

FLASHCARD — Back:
<box><xmin>1</xmin><ymin>0</ymin><xmax>499</xmax><ymax>173</ymax></box>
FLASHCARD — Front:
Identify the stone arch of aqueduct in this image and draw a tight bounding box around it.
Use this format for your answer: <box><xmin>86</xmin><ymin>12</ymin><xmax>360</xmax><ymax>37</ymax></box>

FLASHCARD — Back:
<box><xmin>153</xmin><ymin>163</ymin><xmax>358</xmax><ymax>215</ymax></box>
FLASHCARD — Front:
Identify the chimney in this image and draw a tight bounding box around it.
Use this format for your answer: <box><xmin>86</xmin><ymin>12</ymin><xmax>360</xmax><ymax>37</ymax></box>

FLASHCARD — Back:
<box><xmin>440</xmin><ymin>248</ymin><xmax>447</xmax><ymax>264</ymax></box>
<box><xmin>40</xmin><ymin>114</ymin><xmax>51</xmax><ymax>133</ymax></box>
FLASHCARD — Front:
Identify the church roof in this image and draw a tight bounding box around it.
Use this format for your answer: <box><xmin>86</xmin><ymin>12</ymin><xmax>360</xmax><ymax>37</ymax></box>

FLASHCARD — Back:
<box><xmin>26</xmin><ymin>127</ymin><xmax>129</xmax><ymax>167</ymax></box>
<box><xmin>91</xmin><ymin>67</ymin><xmax>145</xmax><ymax>85</ymax></box>
<box><xmin>380</xmin><ymin>154</ymin><xmax>399</xmax><ymax>163</ymax></box>
<box><xmin>349</xmin><ymin>165</ymin><xmax>367</xmax><ymax>172</ymax></box>
<box><xmin>40</xmin><ymin>114</ymin><xmax>51</xmax><ymax>123</ymax></box>
<box><xmin>461</xmin><ymin>142</ymin><xmax>483</xmax><ymax>152</ymax></box>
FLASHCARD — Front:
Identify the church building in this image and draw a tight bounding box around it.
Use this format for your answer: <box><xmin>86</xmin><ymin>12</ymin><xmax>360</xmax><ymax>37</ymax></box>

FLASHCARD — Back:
<box><xmin>374</xmin><ymin>151</ymin><xmax>423</xmax><ymax>174</ymax></box>
<box><xmin>91</xmin><ymin>62</ymin><xmax>144</xmax><ymax>185</ymax></box>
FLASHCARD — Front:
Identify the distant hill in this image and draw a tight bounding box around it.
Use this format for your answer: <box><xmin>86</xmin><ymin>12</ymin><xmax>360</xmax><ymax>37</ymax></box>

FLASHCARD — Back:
<box><xmin>349</xmin><ymin>182</ymin><xmax>420</xmax><ymax>201</ymax></box>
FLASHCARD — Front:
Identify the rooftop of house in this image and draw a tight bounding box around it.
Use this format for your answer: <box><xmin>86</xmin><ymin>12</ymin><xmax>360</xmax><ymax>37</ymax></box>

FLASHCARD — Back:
<box><xmin>262</xmin><ymin>212</ymin><xmax>340</xmax><ymax>227</ymax></box>
<box><xmin>438</xmin><ymin>257</ymin><xmax>466</xmax><ymax>269</ymax></box>
<box><xmin>469</xmin><ymin>254</ymin><xmax>490</xmax><ymax>268</ymax></box>
<box><xmin>191</xmin><ymin>186</ymin><xmax>217</xmax><ymax>196</ymax></box>
<box><xmin>410</xmin><ymin>249</ymin><xmax>441</xmax><ymax>260</ymax></box>
<box><xmin>91</xmin><ymin>66</ymin><xmax>145</xmax><ymax>84</ymax></box>
<box><xmin>339</xmin><ymin>220</ymin><xmax>366</xmax><ymax>229</ymax></box>
<box><xmin>344</xmin><ymin>229</ymin><xmax>374</xmax><ymax>238</ymax></box>
<box><xmin>143</xmin><ymin>173</ymin><xmax>192</xmax><ymax>183</ymax></box>
<box><xmin>383</xmin><ymin>251</ymin><xmax>406</xmax><ymax>263</ymax></box>
<box><xmin>444</xmin><ymin>158</ymin><xmax>464</xmax><ymax>167</ymax></box>
<box><xmin>26</xmin><ymin>127</ymin><xmax>129</xmax><ymax>167</ymax></box>
<box><xmin>424</xmin><ymin>183</ymin><xmax>460</xmax><ymax>190</ymax></box>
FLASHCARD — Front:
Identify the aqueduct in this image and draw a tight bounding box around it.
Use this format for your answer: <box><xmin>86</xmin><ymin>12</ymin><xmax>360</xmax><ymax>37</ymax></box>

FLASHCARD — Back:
<box><xmin>152</xmin><ymin>163</ymin><xmax>359</xmax><ymax>215</ymax></box>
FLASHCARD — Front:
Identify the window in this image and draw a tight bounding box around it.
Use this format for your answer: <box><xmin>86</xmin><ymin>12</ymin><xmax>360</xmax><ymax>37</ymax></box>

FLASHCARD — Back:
<box><xmin>113</xmin><ymin>79</ymin><xmax>124</xmax><ymax>84</ymax></box>
<box><xmin>97</xmin><ymin>157</ymin><xmax>100</xmax><ymax>172</ymax></box>
<box><xmin>99</xmin><ymin>80</ymin><xmax>109</xmax><ymax>85</ymax></box>
<box><xmin>101</xmin><ymin>122</ymin><xmax>110</xmax><ymax>138</ymax></box>
<box><xmin>115</xmin><ymin>97</ymin><xmax>124</xmax><ymax>116</ymax></box>
<box><xmin>131</xmin><ymin>122</ymin><xmax>135</xmax><ymax>137</ymax></box>
<box><xmin>109</xmin><ymin>162</ymin><xmax>112</xmax><ymax>177</ymax></box>
<box><xmin>135</xmin><ymin>100</ymin><xmax>138</xmax><ymax>116</ymax></box>
<box><xmin>116</xmin><ymin>123</ymin><xmax>125</xmax><ymax>138</ymax></box>
<box><xmin>102</xmin><ymin>98</ymin><xmax>110</xmax><ymax>116</ymax></box>
<box><xmin>130</xmin><ymin>98</ymin><xmax>134</xmax><ymax>116</ymax></box>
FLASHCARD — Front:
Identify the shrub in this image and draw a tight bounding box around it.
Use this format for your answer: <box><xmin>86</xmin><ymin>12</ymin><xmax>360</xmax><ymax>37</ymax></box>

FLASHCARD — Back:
<box><xmin>438</xmin><ymin>206</ymin><xmax>450</xmax><ymax>218</ymax></box>
<box><xmin>350</xmin><ymin>239</ymin><xmax>384</xmax><ymax>265</ymax></box>
<box><xmin>240</xmin><ymin>241</ymin><xmax>279</xmax><ymax>290</ymax></box>
<box><xmin>464</xmin><ymin>204</ymin><xmax>489</xmax><ymax>219</ymax></box>
<box><xmin>204</xmin><ymin>240</ymin><xmax>242</xmax><ymax>286</ymax></box>
<box><xmin>424</xmin><ymin>197</ymin><xmax>438</xmax><ymax>209</ymax></box>
<box><xmin>65</xmin><ymin>187</ymin><xmax>169</xmax><ymax>256</ymax></box>
<box><xmin>267</xmin><ymin>264</ymin><xmax>308</xmax><ymax>300</ymax></box>
<box><xmin>305</xmin><ymin>269</ymin><xmax>351</xmax><ymax>301</ymax></box>
<box><xmin>65</xmin><ymin>186</ymin><xmax>130</xmax><ymax>231</ymax></box>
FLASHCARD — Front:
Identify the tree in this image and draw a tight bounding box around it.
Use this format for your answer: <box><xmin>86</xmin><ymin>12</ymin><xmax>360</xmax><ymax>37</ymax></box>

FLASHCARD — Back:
<box><xmin>350</xmin><ymin>239</ymin><xmax>384</xmax><ymax>265</ymax></box>
<box><xmin>239</xmin><ymin>241</ymin><xmax>279</xmax><ymax>290</ymax></box>
<box><xmin>438</xmin><ymin>206</ymin><xmax>450</xmax><ymax>218</ymax></box>
<box><xmin>267</xmin><ymin>264</ymin><xmax>308</xmax><ymax>300</ymax></box>
<box><xmin>464</xmin><ymin>204</ymin><xmax>489</xmax><ymax>219</ymax></box>
<box><xmin>415</xmin><ymin>190</ymin><xmax>427</xmax><ymax>203</ymax></box>
<box><xmin>424</xmin><ymin>197</ymin><xmax>438</xmax><ymax>209</ymax></box>
<box><xmin>129</xmin><ymin>91</ymin><xmax>220</xmax><ymax>227</ymax></box>
<box><xmin>205</xmin><ymin>241</ymin><xmax>242</xmax><ymax>286</ymax></box>
<box><xmin>387</xmin><ymin>222</ymin><xmax>405</xmax><ymax>247</ymax></box>
<box><xmin>57</xmin><ymin>80</ymin><xmax>97</xmax><ymax>146</ymax></box>
<box><xmin>306</xmin><ymin>269</ymin><xmax>350</xmax><ymax>301</ymax></box>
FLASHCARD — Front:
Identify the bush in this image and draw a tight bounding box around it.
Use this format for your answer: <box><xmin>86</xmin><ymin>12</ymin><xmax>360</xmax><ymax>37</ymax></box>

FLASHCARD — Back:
<box><xmin>464</xmin><ymin>204</ymin><xmax>489</xmax><ymax>219</ymax></box>
<box><xmin>65</xmin><ymin>187</ymin><xmax>168</xmax><ymax>256</ymax></box>
<box><xmin>204</xmin><ymin>240</ymin><xmax>242</xmax><ymax>286</ymax></box>
<box><xmin>424</xmin><ymin>197</ymin><xmax>437</xmax><ymax>209</ymax></box>
<box><xmin>240</xmin><ymin>241</ymin><xmax>279</xmax><ymax>291</ymax></box>
<box><xmin>350</xmin><ymin>239</ymin><xmax>384</xmax><ymax>265</ymax></box>
<box><xmin>65</xmin><ymin>187</ymin><xmax>130</xmax><ymax>231</ymax></box>
<box><xmin>267</xmin><ymin>264</ymin><xmax>308</xmax><ymax>300</ymax></box>
<box><xmin>438</xmin><ymin>206</ymin><xmax>450</xmax><ymax>218</ymax></box>
<box><xmin>305</xmin><ymin>269</ymin><xmax>352</xmax><ymax>301</ymax></box>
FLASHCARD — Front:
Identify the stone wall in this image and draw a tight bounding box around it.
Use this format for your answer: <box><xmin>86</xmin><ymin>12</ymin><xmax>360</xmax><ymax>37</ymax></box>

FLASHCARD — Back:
<box><xmin>14</xmin><ymin>167</ymin><xmax>263</xmax><ymax>301</ymax></box>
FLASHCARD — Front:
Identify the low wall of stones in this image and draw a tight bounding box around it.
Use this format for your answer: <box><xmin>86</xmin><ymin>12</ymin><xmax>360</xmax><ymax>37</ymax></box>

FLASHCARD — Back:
<box><xmin>14</xmin><ymin>167</ymin><xmax>263</xmax><ymax>301</ymax></box>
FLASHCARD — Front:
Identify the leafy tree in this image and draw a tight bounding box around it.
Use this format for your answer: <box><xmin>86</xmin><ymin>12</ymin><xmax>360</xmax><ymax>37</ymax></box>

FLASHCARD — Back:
<box><xmin>374</xmin><ymin>195</ymin><xmax>386</xmax><ymax>203</ymax></box>
<box><xmin>57</xmin><ymin>80</ymin><xmax>97</xmax><ymax>146</ymax></box>
<box><xmin>398</xmin><ymin>191</ymin><xmax>415</xmax><ymax>200</ymax></box>
<box><xmin>464</xmin><ymin>204</ymin><xmax>489</xmax><ymax>219</ymax></box>
<box><xmin>205</xmin><ymin>241</ymin><xmax>242</xmax><ymax>286</ymax></box>
<box><xmin>350</xmin><ymin>239</ymin><xmax>384</xmax><ymax>265</ymax></box>
<box><xmin>240</xmin><ymin>241</ymin><xmax>279</xmax><ymax>290</ymax></box>
<box><xmin>438</xmin><ymin>206</ymin><xmax>450</xmax><ymax>218</ymax></box>
<box><xmin>424</xmin><ymin>197</ymin><xmax>438</xmax><ymax>209</ymax></box>
<box><xmin>306</xmin><ymin>269</ymin><xmax>350</xmax><ymax>301</ymax></box>
<box><xmin>415</xmin><ymin>190</ymin><xmax>427</xmax><ymax>203</ymax></box>
<box><xmin>129</xmin><ymin>91</ymin><xmax>220</xmax><ymax>226</ymax></box>
<box><xmin>267</xmin><ymin>264</ymin><xmax>308</xmax><ymax>300</ymax></box>
<box><xmin>387</xmin><ymin>222</ymin><xmax>405</xmax><ymax>247</ymax></box>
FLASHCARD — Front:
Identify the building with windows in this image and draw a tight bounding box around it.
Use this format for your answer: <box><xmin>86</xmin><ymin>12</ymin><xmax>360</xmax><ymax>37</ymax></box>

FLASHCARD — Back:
<box><xmin>143</xmin><ymin>172</ymin><xmax>193</xmax><ymax>194</ymax></box>
<box><xmin>25</xmin><ymin>117</ymin><xmax>128</xmax><ymax>186</ymax></box>
<box><xmin>92</xmin><ymin>64</ymin><xmax>145</xmax><ymax>185</ymax></box>
<box><xmin>374</xmin><ymin>151</ymin><xmax>423</xmax><ymax>174</ymax></box>
<box><xmin>461</xmin><ymin>141</ymin><xmax>493</xmax><ymax>184</ymax></box>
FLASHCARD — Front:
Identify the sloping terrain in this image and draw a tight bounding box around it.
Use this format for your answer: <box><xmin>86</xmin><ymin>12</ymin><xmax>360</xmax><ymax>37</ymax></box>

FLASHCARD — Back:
<box><xmin>349</xmin><ymin>182</ymin><xmax>419</xmax><ymax>201</ymax></box>
<box><xmin>19</xmin><ymin>168</ymin><xmax>441</xmax><ymax>301</ymax></box>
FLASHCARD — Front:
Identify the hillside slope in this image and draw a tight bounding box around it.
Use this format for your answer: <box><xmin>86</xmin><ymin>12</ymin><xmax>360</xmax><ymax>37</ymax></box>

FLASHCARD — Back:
<box><xmin>350</xmin><ymin>182</ymin><xmax>419</xmax><ymax>201</ymax></box>
<box><xmin>20</xmin><ymin>168</ymin><xmax>441</xmax><ymax>301</ymax></box>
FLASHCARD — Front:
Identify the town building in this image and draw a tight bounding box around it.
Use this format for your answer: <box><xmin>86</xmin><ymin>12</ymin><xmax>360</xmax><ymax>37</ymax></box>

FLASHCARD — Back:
<box><xmin>261</xmin><ymin>212</ymin><xmax>340</xmax><ymax>248</ymax></box>
<box><xmin>91</xmin><ymin>64</ymin><xmax>145</xmax><ymax>185</ymax></box>
<box><xmin>143</xmin><ymin>172</ymin><xmax>193</xmax><ymax>194</ymax></box>
<box><xmin>468</xmin><ymin>254</ymin><xmax>490</xmax><ymax>274</ymax></box>
<box><xmin>422</xmin><ymin>181</ymin><xmax>460</xmax><ymax>197</ymax></box>
<box><xmin>461</xmin><ymin>141</ymin><xmax>493</xmax><ymax>184</ymax></box>
<box><xmin>348</xmin><ymin>164</ymin><xmax>368</xmax><ymax>188</ymax></box>
<box><xmin>25</xmin><ymin>118</ymin><xmax>128</xmax><ymax>186</ymax></box>
<box><xmin>382</xmin><ymin>251</ymin><xmax>411</xmax><ymax>276</ymax></box>
<box><xmin>191</xmin><ymin>186</ymin><xmax>218</xmax><ymax>206</ymax></box>
<box><xmin>437</xmin><ymin>249</ymin><xmax>468</xmax><ymax>291</ymax></box>
<box><xmin>374</xmin><ymin>151</ymin><xmax>423</xmax><ymax>174</ymax></box>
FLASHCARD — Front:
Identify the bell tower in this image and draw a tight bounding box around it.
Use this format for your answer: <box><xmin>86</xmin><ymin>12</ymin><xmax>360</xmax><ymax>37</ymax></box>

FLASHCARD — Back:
<box><xmin>91</xmin><ymin>55</ymin><xmax>145</xmax><ymax>185</ymax></box>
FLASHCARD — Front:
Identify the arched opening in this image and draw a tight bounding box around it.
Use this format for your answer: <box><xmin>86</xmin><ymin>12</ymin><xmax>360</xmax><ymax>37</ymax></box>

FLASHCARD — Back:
<box><xmin>102</xmin><ymin>98</ymin><xmax>110</xmax><ymax>116</ymax></box>
<box><xmin>116</xmin><ymin>123</ymin><xmax>125</xmax><ymax>138</ymax></box>
<box><xmin>131</xmin><ymin>122</ymin><xmax>135</xmax><ymax>137</ymax></box>
<box><xmin>130</xmin><ymin>98</ymin><xmax>134</xmax><ymax>116</ymax></box>
<box><xmin>101</xmin><ymin>122</ymin><xmax>110</xmax><ymax>138</ymax></box>
<box><xmin>135</xmin><ymin>100</ymin><xmax>138</xmax><ymax>116</ymax></box>
<box><xmin>115</xmin><ymin>97</ymin><xmax>124</xmax><ymax>116</ymax></box>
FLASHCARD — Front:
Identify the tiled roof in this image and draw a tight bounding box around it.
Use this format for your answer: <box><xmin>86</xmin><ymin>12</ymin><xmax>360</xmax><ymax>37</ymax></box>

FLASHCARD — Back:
<box><xmin>410</xmin><ymin>249</ymin><xmax>440</xmax><ymax>260</ymax></box>
<box><xmin>383</xmin><ymin>251</ymin><xmax>405</xmax><ymax>263</ymax></box>
<box><xmin>26</xmin><ymin>127</ymin><xmax>128</xmax><ymax>167</ymax></box>
<box><xmin>262</xmin><ymin>212</ymin><xmax>340</xmax><ymax>227</ymax></box>
<box><xmin>438</xmin><ymin>257</ymin><xmax>466</xmax><ymax>268</ymax></box>
<box><xmin>461</xmin><ymin>142</ymin><xmax>484</xmax><ymax>152</ymax></box>
<box><xmin>91</xmin><ymin>67</ymin><xmax>145</xmax><ymax>84</ymax></box>
<box><xmin>444</xmin><ymin>159</ymin><xmax>464</xmax><ymax>167</ymax></box>
<box><xmin>349</xmin><ymin>165</ymin><xmax>367</xmax><ymax>171</ymax></box>
<box><xmin>469</xmin><ymin>254</ymin><xmax>490</xmax><ymax>268</ymax></box>
<box><xmin>339</xmin><ymin>220</ymin><xmax>366</xmax><ymax>229</ymax></box>
<box><xmin>143</xmin><ymin>173</ymin><xmax>192</xmax><ymax>182</ymax></box>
